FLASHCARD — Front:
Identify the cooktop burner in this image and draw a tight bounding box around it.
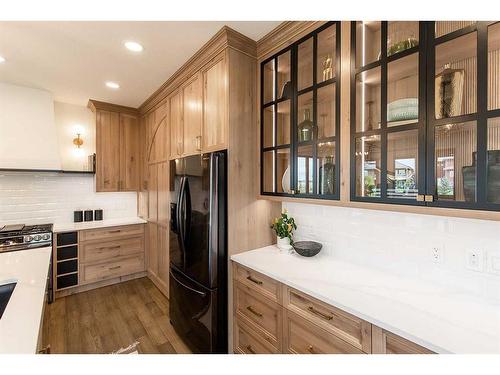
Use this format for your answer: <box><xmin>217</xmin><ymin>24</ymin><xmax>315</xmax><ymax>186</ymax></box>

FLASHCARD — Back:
<box><xmin>0</xmin><ymin>223</ymin><xmax>53</xmax><ymax>253</ymax></box>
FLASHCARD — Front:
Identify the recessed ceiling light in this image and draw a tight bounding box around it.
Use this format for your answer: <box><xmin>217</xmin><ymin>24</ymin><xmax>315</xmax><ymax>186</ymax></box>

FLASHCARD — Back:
<box><xmin>105</xmin><ymin>81</ymin><xmax>120</xmax><ymax>89</ymax></box>
<box><xmin>0</xmin><ymin>55</ymin><xmax>5</xmax><ymax>63</ymax></box>
<box><xmin>124</xmin><ymin>41</ymin><xmax>143</xmax><ymax>52</ymax></box>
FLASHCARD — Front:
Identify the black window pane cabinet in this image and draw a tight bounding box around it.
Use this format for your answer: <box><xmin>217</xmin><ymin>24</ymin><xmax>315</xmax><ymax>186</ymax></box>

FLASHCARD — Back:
<box><xmin>261</xmin><ymin>22</ymin><xmax>341</xmax><ymax>200</ymax></box>
<box><xmin>351</xmin><ymin>21</ymin><xmax>500</xmax><ymax>211</ymax></box>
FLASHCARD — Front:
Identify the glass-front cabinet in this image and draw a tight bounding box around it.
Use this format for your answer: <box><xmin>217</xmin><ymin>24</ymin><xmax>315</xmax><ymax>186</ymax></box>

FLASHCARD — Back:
<box><xmin>261</xmin><ymin>22</ymin><xmax>341</xmax><ymax>199</ymax></box>
<box><xmin>352</xmin><ymin>21</ymin><xmax>500</xmax><ymax>210</ymax></box>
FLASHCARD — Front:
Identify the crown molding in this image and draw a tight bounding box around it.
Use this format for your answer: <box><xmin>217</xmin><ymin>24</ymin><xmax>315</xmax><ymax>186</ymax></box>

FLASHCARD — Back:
<box><xmin>138</xmin><ymin>26</ymin><xmax>257</xmax><ymax>115</ymax></box>
<box><xmin>256</xmin><ymin>21</ymin><xmax>327</xmax><ymax>61</ymax></box>
<box><xmin>87</xmin><ymin>99</ymin><xmax>139</xmax><ymax>116</ymax></box>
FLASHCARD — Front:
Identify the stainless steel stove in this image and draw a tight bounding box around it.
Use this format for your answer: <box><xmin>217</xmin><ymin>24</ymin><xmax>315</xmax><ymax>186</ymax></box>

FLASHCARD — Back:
<box><xmin>0</xmin><ymin>223</ymin><xmax>53</xmax><ymax>253</ymax></box>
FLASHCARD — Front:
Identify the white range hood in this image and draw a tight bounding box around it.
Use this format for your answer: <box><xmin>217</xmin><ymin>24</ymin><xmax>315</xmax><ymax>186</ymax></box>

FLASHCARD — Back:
<box><xmin>0</xmin><ymin>82</ymin><xmax>62</xmax><ymax>171</ymax></box>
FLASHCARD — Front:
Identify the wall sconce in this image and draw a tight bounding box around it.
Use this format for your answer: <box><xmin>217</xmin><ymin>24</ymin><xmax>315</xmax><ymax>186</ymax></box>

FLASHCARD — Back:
<box><xmin>73</xmin><ymin>133</ymin><xmax>84</xmax><ymax>148</ymax></box>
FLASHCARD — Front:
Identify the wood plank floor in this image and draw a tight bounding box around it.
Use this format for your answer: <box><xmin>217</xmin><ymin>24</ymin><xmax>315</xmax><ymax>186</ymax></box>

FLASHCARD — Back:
<box><xmin>42</xmin><ymin>277</ymin><xmax>192</xmax><ymax>354</ymax></box>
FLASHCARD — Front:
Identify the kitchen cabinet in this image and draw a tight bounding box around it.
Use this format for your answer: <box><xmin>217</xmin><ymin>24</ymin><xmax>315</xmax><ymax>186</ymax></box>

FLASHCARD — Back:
<box><xmin>351</xmin><ymin>21</ymin><xmax>500</xmax><ymax>212</ymax></box>
<box><xmin>232</xmin><ymin>262</ymin><xmax>433</xmax><ymax>354</ymax></box>
<box><xmin>53</xmin><ymin>224</ymin><xmax>146</xmax><ymax>298</ymax></box>
<box><xmin>202</xmin><ymin>53</ymin><xmax>228</xmax><ymax>152</ymax></box>
<box><xmin>183</xmin><ymin>73</ymin><xmax>203</xmax><ymax>156</ymax></box>
<box><xmin>169</xmin><ymin>90</ymin><xmax>184</xmax><ymax>159</ymax></box>
<box><xmin>89</xmin><ymin>101</ymin><xmax>140</xmax><ymax>192</ymax></box>
<box><xmin>260</xmin><ymin>22</ymin><xmax>341</xmax><ymax>199</ymax></box>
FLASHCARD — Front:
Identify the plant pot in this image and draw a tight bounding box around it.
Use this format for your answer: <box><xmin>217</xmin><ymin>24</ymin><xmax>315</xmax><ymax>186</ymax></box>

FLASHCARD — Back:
<box><xmin>277</xmin><ymin>236</ymin><xmax>292</xmax><ymax>251</ymax></box>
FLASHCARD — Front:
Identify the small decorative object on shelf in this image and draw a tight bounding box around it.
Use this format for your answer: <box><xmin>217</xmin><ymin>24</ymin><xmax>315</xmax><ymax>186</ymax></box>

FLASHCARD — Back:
<box><xmin>435</xmin><ymin>64</ymin><xmax>465</xmax><ymax>119</ymax></box>
<box><xmin>270</xmin><ymin>210</ymin><xmax>297</xmax><ymax>252</ymax></box>
<box><xmin>322</xmin><ymin>54</ymin><xmax>334</xmax><ymax>81</ymax></box>
<box><xmin>387</xmin><ymin>37</ymin><xmax>418</xmax><ymax>57</ymax></box>
<box><xmin>292</xmin><ymin>241</ymin><xmax>322</xmax><ymax>257</ymax></box>
<box><xmin>280</xmin><ymin>80</ymin><xmax>292</xmax><ymax>100</ymax></box>
<box><xmin>298</xmin><ymin>108</ymin><xmax>315</xmax><ymax>142</ymax></box>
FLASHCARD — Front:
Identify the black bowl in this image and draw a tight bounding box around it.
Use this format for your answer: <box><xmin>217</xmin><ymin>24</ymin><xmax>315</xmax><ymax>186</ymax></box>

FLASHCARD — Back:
<box><xmin>292</xmin><ymin>241</ymin><xmax>322</xmax><ymax>257</ymax></box>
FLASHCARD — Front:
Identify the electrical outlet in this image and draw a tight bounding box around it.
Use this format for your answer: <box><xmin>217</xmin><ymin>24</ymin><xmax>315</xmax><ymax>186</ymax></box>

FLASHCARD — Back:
<box><xmin>431</xmin><ymin>246</ymin><xmax>443</xmax><ymax>263</ymax></box>
<box><xmin>466</xmin><ymin>249</ymin><xmax>484</xmax><ymax>272</ymax></box>
<box><xmin>487</xmin><ymin>251</ymin><xmax>500</xmax><ymax>275</ymax></box>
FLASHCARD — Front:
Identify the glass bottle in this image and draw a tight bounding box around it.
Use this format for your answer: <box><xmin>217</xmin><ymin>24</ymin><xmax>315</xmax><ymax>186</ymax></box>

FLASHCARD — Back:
<box><xmin>298</xmin><ymin>108</ymin><xmax>314</xmax><ymax>142</ymax></box>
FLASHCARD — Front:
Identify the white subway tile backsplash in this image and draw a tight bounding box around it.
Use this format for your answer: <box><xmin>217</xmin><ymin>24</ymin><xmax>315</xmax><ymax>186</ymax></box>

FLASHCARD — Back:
<box><xmin>283</xmin><ymin>201</ymin><xmax>500</xmax><ymax>300</ymax></box>
<box><xmin>0</xmin><ymin>172</ymin><xmax>137</xmax><ymax>226</ymax></box>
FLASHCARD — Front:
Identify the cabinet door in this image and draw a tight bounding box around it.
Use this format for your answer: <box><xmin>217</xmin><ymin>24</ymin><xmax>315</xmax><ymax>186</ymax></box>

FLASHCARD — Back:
<box><xmin>183</xmin><ymin>73</ymin><xmax>202</xmax><ymax>156</ymax></box>
<box><xmin>146</xmin><ymin>222</ymin><xmax>159</xmax><ymax>277</ymax></box>
<box><xmin>202</xmin><ymin>54</ymin><xmax>228</xmax><ymax>152</ymax></box>
<box><xmin>119</xmin><ymin>113</ymin><xmax>139</xmax><ymax>191</ymax></box>
<box><xmin>169</xmin><ymin>90</ymin><xmax>184</xmax><ymax>159</ymax></box>
<box><xmin>148</xmin><ymin>164</ymin><xmax>158</xmax><ymax>222</ymax></box>
<box><xmin>157</xmin><ymin>161</ymin><xmax>169</xmax><ymax>225</ymax></box>
<box><xmin>153</xmin><ymin>102</ymin><xmax>169</xmax><ymax>161</ymax></box>
<box><xmin>371</xmin><ymin>326</ymin><xmax>434</xmax><ymax>354</ymax></box>
<box><xmin>96</xmin><ymin>110</ymin><xmax>120</xmax><ymax>192</ymax></box>
<box><xmin>157</xmin><ymin>225</ymin><xmax>169</xmax><ymax>296</ymax></box>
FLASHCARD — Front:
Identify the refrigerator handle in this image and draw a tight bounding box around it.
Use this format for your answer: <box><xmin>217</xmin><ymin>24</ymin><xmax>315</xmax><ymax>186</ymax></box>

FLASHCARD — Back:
<box><xmin>171</xmin><ymin>270</ymin><xmax>206</xmax><ymax>297</ymax></box>
<box><xmin>177</xmin><ymin>176</ymin><xmax>186</xmax><ymax>255</ymax></box>
<box><xmin>183</xmin><ymin>177</ymin><xmax>192</xmax><ymax>244</ymax></box>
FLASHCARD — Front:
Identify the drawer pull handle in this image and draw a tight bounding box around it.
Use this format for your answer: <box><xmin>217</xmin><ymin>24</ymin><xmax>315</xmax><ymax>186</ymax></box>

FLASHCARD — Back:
<box><xmin>307</xmin><ymin>345</ymin><xmax>315</xmax><ymax>354</ymax></box>
<box><xmin>307</xmin><ymin>306</ymin><xmax>333</xmax><ymax>321</ymax></box>
<box><xmin>109</xmin><ymin>265</ymin><xmax>121</xmax><ymax>270</ymax></box>
<box><xmin>246</xmin><ymin>345</ymin><xmax>256</xmax><ymax>354</ymax></box>
<box><xmin>246</xmin><ymin>305</ymin><xmax>263</xmax><ymax>318</ymax></box>
<box><xmin>246</xmin><ymin>276</ymin><xmax>263</xmax><ymax>285</ymax></box>
<box><xmin>109</xmin><ymin>230</ymin><xmax>121</xmax><ymax>233</ymax></box>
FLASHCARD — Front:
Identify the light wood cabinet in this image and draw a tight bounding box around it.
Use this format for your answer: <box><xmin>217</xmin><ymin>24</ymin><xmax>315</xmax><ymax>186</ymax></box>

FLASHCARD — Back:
<box><xmin>90</xmin><ymin>101</ymin><xmax>140</xmax><ymax>192</ymax></box>
<box><xmin>169</xmin><ymin>90</ymin><xmax>183</xmax><ymax>159</ymax></box>
<box><xmin>95</xmin><ymin>110</ymin><xmax>120</xmax><ymax>191</ymax></box>
<box><xmin>232</xmin><ymin>262</ymin><xmax>434</xmax><ymax>354</ymax></box>
<box><xmin>182</xmin><ymin>73</ymin><xmax>203</xmax><ymax>156</ymax></box>
<box><xmin>202</xmin><ymin>53</ymin><xmax>228</xmax><ymax>152</ymax></box>
<box><xmin>371</xmin><ymin>326</ymin><xmax>434</xmax><ymax>354</ymax></box>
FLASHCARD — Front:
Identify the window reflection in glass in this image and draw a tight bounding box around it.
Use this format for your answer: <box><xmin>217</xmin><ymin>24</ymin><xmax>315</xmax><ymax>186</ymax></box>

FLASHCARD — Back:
<box><xmin>317</xmin><ymin>141</ymin><xmax>336</xmax><ymax>195</ymax></box>
<box><xmin>263</xmin><ymin>151</ymin><xmax>275</xmax><ymax>193</ymax></box>
<box><xmin>355</xmin><ymin>135</ymin><xmax>381</xmax><ymax>197</ymax></box>
<box><xmin>387</xmin><ymin>130</ymin><xmax>418</xmax><ymax>199</ymax></box>
<box><xmin>317</xmin><ymin>84</ymin><xmax>336</xmax><ymax>139</ymax></box>
<box><xmin>435</xmin><ymin>121</ymin><xmax>477</xmax><ymax>202</ymax></box>
<box><xmin>276</xmin><ymin>100</ymin><xmax>290</xmax><ymax>146</ymax></box>
<box><xmin>435</xmin><ymin>21</ymin><xmax>476</xmax><ymax>38</ymax></box>
<box><xmin>297</xmin><ymin>145</ymin><xmax>313</xmax><ymax>194</ymax></box>
<box><xmin>263</xmin><ymin>105</ymin><xmax>274</xmax><ymax>148</ymax></box>
<box><xmin>298</xmin><ymin>38</ymin><xmax>313</xmax><ymax>90</ymax></box>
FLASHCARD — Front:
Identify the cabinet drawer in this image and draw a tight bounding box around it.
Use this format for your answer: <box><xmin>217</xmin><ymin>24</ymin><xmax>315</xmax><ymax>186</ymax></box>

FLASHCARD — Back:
<box><xmin>283</xmin><ymin>286</ymin><xmax>371</xmax><ymax>353</ymax></box>
<box><xmin>233</xmin><ymin>263</ymin><xmax>281</xmax><ymax>303</ymax></box>
<box><xmin>234</xmin><ymin>317</ymin><xmax>278</xmax><ymax>354</ymax></box>
<box><xmin>79</xmin><ymin>224</ymin><xmax>144</xmax><ymax>242</ymax></box>
<box><xmin>80</xmin><ymin>254</ymin><xmax>145</xmax><ymax>284</ymax></box>
<box><xmin>234</xmin><ymin>281</ymin><xmax>282</xmax><ymax>349</ymax></box>
<box><xmin>80</xmin><ymin>236</ymin><xmax>144</xmax><ymax>263</ymax></box>
<box><xmin>283</xmin><ymin>310</ymin><xmax>363</xmax><ymax>354</ymax></box>
<box><xmin>372</xmin><ymin>326</ymin><xmax>434</xmax><ymax>354</ymax></box>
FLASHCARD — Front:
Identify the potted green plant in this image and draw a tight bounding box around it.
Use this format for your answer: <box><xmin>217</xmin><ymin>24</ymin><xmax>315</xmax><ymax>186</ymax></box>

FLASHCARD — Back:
<box><xmin>270</xmin><ymin>210</ymin><xmax>297</xmax><ymax>251</ymax></box>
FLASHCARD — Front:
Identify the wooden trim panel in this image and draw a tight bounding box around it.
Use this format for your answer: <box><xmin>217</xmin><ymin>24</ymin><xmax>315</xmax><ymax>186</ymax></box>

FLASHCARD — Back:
<box><xmin>79</xmin><ymin>224</ymin><xmax>145</xmax><ymax>243</ymax></box>
<box><xmin>88</xmin><ymin>99</ymin><xmax>139</xmax><ymax>116</ymax></box>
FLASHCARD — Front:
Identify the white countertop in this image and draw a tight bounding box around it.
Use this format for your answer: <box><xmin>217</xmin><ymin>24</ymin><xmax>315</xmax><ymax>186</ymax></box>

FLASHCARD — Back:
<box><xmin>53</xmin><ymin>217</ymin><xmax>147</xmax><ymax>232</ymax></box>
<box><xmin>231</xmin><ymin>246</ymin><xmax>500</xmax><ymax>354</ymax></box>
<box><xmin>0</xmin><ymin>247</ymin><xmax>51</xmax><ymax>354</ymax></box>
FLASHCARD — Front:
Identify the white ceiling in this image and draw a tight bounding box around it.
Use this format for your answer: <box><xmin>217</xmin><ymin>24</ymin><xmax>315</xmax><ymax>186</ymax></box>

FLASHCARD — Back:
<box><xmin>0</xmin><ymin>21</ymin><xmax>281</xmax><ymax>107</ymax></box>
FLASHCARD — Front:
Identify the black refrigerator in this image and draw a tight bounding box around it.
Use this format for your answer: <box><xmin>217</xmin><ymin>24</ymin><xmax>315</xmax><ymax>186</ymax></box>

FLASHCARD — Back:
<box><xmin>169</xmin><ymin>151</ymin><xmax>227</xmax><ymax>353</ymax></box>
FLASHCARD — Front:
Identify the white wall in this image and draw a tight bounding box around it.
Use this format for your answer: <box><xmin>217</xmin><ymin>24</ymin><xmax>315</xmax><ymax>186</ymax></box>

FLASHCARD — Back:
<box><xmin>0</xmin><ymin>82</ymin><xmax>61</xmax><ymax>170</ymax></box>
<box><xmin>0</xmin><ymin>172</ymin><xmax>137</xmax><ymax>225</ymax></box>
<box><xmin>54</xmin><ymin>101</ymin><xmax>95</xmax><ymax>171</ymax></box>
<box><xmin>283</xmin><ymin>202</ymin><xmax>500</xmax><ymax>301</ymax></box>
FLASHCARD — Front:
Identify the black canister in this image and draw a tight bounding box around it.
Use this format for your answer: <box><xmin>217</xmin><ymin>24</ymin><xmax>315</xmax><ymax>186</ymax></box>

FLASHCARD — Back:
<box><xmin>84</xmin><ymin>210</ymin><xmax>94</xmax><ymax>222</ymax></box>
<box><xmin>94</xmin><ymin>209</ymin><xmax>103</xmax><ymax>221</ymax></box>
<box><xmin>74</xmin><ymin>210</ymin><xmax>83</xmax><ymax>223</ymax></box>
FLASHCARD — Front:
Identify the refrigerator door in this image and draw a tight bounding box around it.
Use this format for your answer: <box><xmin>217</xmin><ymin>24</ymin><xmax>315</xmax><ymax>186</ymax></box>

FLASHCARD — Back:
<box><xmin>180</xmin><ymin>154</ymin><xmax>211</xmax><ymax>286</ymax></box>
<box><xmin>169</xmin><ymin>158</ymin><xmax>185</xmax><ymax>270</ymax></box>
<box><xmin>169</xmin><ymin>265</ymin><xmax>217</xmax><ymax>353</ymax></box>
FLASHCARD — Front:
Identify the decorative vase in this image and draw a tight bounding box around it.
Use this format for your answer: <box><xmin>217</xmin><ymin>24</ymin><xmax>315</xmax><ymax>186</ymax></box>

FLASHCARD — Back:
<box><xmin>277</xmin><ymin>236</ymin><xmax>292</xmax><ymax>251</ymax></box>
<box><xmin>298</xmin><ymin>108</ymin><xmax>314</xmax><ymax>142</ymax></box>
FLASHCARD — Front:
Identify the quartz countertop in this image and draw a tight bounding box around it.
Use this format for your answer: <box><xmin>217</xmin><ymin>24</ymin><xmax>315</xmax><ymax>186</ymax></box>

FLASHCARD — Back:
<box><xmin>53</xmin><ymin>217</ymin><xmax>147</xmax><ymax>232</ymax></box>
<box><xmin>231</xmin><ymin>246</ymin><xmax>500</xmax><ymax>354</ymax></box>
<box><xmin>0</xmin><ymin>247</ymin><xmax>51</xmax><ymax>354</ymax></box>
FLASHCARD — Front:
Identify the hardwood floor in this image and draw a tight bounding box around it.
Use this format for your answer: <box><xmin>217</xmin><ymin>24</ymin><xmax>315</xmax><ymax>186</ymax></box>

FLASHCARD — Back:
<box><xmin>42</xmin><ymin>277</ymin><xmax>192</xmax><ymax>354</ymax></box>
